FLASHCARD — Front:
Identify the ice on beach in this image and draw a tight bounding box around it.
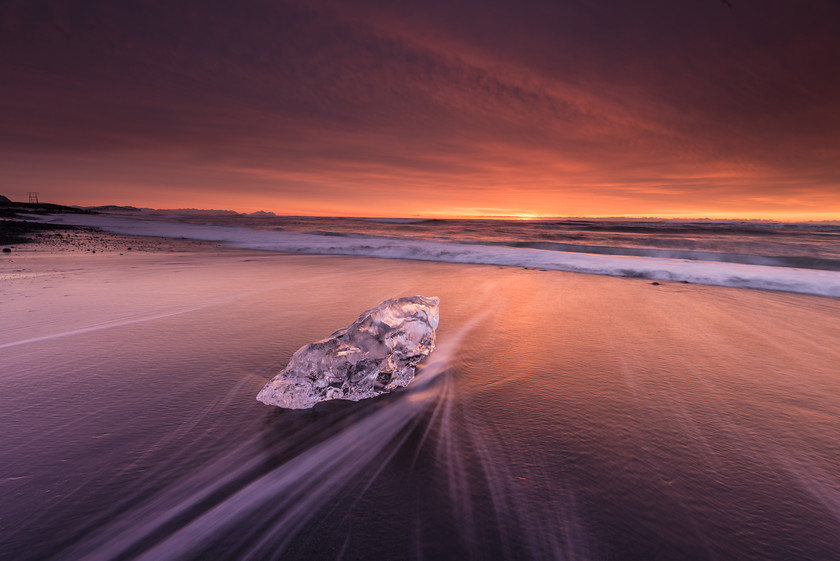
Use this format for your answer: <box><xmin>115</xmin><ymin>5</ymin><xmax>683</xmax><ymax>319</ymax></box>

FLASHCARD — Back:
<box><xmin>256</xmin><ymin>296</ymin><xmax>440</xmax><ymax>409</ymax></box>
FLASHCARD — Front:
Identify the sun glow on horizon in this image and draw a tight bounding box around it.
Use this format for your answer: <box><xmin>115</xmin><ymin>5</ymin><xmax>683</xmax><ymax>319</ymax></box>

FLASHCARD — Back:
<box><xmin>24</xmin><ymin>190</ymin><xmax>839</xmax><ymax>224</ymax></box>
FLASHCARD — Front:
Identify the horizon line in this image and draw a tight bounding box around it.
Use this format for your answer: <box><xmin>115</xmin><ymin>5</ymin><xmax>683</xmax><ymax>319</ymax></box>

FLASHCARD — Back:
<box><xmin>4</xmin><ymin>196</ymin><xmax>840</xmax><ymax>223</ymax></box>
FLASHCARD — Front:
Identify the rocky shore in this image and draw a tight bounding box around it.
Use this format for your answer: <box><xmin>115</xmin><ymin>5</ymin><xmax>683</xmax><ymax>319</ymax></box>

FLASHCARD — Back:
<box><xmin>0</xmin><ymin>199</ymin><xmax>190</xmax><ymax>254</ymax></box>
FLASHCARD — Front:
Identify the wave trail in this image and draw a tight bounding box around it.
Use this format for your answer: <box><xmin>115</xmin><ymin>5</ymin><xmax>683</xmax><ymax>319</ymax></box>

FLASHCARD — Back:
<box><xmin>55</xmin><ymin>316</ymin><xmax>483</xmax><ymax>561</ymax></box>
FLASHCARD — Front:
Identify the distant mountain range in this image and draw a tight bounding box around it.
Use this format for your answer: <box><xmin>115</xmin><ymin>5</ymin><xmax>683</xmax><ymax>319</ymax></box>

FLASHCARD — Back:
<box><xmin>0</xmin><ymin>197</ymin><xmax>278</xmax><ymax>218</ymax></box>
<box><xmin>84</xmin><ymin>205</ymin><xmax>143</xmax><ymax>212</ymax></box>
<box><xmin>81</xmin><ymin>205</ymin><xmax>278</xmax><ymax>217</ymax></box>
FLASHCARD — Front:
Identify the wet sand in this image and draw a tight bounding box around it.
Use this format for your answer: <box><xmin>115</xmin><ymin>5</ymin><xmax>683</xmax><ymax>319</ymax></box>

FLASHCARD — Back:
<box><xmin>2</xmin><ymin>232</ymin><xmax>840</xmax><ymax>560</ymax></box>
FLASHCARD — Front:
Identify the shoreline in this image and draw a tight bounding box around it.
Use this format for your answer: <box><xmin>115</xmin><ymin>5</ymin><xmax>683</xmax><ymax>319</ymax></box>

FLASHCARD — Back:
<box><xmin>4</xmin><ymin>224</ymin><xmax>838</xmax><ymax>326</ymax></box>
<box><xmin>20</xmin><ymin>211</ymin><xmax>840</xmax><ymax>299</ymax></box>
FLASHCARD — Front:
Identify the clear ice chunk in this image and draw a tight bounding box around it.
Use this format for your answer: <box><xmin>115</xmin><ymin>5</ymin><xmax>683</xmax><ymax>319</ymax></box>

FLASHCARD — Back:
<box><xmin>256</xmin><ymin>295</ymin><xmax>440</xmax><ymax>409</ymax></box>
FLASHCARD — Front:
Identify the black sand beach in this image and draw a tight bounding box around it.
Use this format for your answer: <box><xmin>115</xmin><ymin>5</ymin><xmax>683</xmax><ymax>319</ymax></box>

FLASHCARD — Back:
<box><xmin>3</xmin><ymin>228</ymin><xmax>840</xmax><ymax>560</ymax></box>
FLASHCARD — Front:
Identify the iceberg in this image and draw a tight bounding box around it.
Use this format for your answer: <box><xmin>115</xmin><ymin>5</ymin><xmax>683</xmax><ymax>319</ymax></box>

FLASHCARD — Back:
<box><xmin>256</xmin><ymin>296</ymin><xmax>440</xmax><ymax>409</ymax></box>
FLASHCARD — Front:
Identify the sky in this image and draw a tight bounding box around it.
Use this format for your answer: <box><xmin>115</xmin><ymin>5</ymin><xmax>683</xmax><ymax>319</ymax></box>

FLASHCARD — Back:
<box><xmin>2</xmin><ymin>0</ymin><xmax>839</xmax><ymax>219</ymax></box>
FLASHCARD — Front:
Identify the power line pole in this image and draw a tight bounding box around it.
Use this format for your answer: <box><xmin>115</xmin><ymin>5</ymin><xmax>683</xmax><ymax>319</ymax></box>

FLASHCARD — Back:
<box><xmin>28</xmin><ymin>192</ymin><xmax>39</xmax><ymax>204</ymax></box>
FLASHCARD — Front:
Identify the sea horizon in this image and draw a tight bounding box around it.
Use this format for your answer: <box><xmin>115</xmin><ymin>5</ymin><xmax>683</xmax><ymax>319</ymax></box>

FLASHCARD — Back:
<box><xmin>63</xmin><ymin>204</ymin><xmax>840</xmax><ymax>224</ymax></box>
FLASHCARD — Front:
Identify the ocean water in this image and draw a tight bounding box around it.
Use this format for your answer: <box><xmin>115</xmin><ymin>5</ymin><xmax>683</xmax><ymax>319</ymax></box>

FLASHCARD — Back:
<box><xmin>37</xmin><ymin>212</ymin><xmax>840</xmax><ymax>297</ymax></box>
<box><xmin>3</xmin><ymin>219</ymin><xmax>840</xmax><ymax>560</ymax></box>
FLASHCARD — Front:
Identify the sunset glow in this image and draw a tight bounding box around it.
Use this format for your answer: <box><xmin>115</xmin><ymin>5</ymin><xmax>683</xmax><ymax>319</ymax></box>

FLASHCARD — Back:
<box><xmin>2</xmin><ymin>0</ymin><xmax>839</xmax><ymax>219</ymax></box>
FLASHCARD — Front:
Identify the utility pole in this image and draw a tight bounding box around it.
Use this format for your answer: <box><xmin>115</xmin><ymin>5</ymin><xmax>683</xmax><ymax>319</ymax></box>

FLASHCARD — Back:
<box><xmin>28</xmin><ymin>192</ymin><xmax>39</xmax><ymax>204</ymax></box>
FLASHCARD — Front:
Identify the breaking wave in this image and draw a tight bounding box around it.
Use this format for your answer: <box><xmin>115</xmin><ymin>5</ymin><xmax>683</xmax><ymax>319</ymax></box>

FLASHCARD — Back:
<box><xmin>36</xmin><ymin>215</ymin><xmax>840</xmax><ymax>298</ymax></box>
